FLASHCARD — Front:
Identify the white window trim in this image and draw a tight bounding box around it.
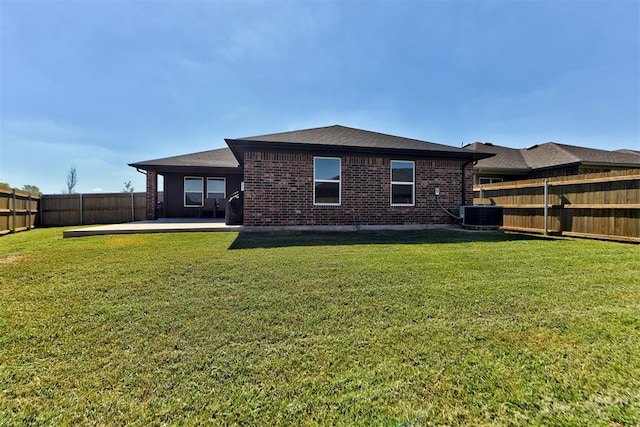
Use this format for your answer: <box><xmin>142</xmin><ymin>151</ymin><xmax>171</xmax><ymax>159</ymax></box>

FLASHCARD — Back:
<box><xmin>478</xmin><ymin>177</ymin><xmax>503</xmax><ymax>185</ymax></box>
<box><xmin>206</xmin><ymin>177</ymin><xmax>226</xmax><ymax>200</ymax></box>
<box><xmin>184</xmin><ymin>176</ymin><xmax>204</xmax><ymax>207</ymax></box>
<box><xmin>313</xmin><ymin>156</ymin><xmax>342</xmax><ymax>206</ymax></box>
<box><xmin>390</xmin><ymin>160</ymin><xmax>415</xmax><ymax>206</ymax></box>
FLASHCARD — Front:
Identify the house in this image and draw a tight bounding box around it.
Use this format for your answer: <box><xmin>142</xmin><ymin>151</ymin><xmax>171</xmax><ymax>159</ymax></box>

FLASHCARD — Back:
<box><xmin>465</xmin><ymin>142</ymin><xmax>640</xmax><ymax>184</ymax></box>
<box><xmin>129</xmin><ymin>125</ymin><xmax>493</xmax><ymax>228</ymax></box>
<box><xmin>129</xmin><ymin>147</ymin><xmax>242</xmax><ymax>219</ymax></box>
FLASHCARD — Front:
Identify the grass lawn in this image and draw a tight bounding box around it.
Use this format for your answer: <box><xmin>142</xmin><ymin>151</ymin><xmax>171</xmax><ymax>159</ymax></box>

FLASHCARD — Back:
<box><xmin>1</xmin><ymin>228</ymin><xmax>639</xmax><ymax>426</ymax></box>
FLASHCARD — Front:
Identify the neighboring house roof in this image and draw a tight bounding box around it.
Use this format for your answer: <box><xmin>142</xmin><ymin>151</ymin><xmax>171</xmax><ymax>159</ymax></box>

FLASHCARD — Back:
<box><xmin>227</xmin><ymin>125</ymin><xmax>493</xmax><ymax>164</ymax></box>
<box><xmin>616</xmin><ymin>148</ymin><xmax>640</xmax><ymax>158</ymax></box>
<box><xmin>463</xmin><ymin>143</ymin><xmax>529</xmax><ymax>170</ymax></box>
<box><xmin>129</xmin><ymin>147</ymin><xmax>240</xmax><ymax>173</ymax></box>
<box><xmin>466</xmin><ymin>142</ymin><xmax>640</xmax><ymax>174</ymax></box>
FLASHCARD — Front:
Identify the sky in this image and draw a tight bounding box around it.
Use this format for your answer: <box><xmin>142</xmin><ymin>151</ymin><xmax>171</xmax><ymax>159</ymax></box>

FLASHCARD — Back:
<box><xmin>1</xmin><ymin>0</ymin><xmax>638</xmax><ymax>194</ymax></box>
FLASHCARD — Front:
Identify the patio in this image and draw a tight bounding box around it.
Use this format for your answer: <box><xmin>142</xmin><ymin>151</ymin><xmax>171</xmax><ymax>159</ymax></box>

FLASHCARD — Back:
<box><xmin>62</xmin><ymin>218</ymin><xmax>242</xmax><ymax>238</ymax></box>
<box><xmin>63</xmin><ymin>219</ymin><xmax>467</xmax><ymax>238</ymax></box>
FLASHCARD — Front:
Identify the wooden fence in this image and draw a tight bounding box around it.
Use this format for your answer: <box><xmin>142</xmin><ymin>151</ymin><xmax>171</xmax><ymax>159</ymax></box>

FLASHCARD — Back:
<box><xmin>39</xmin><ymin>192</ymin><xmax>159</xmax><ymax>226</ymax></box>
<box><xmin>0</xmin><ymin>187</ymin><xmax>40</xmax><ymax>235</ymax></box>
<box><xmin>473</xmin><ymin>169</ymin><xmax>640</xmax><ymax>243</ymax></box>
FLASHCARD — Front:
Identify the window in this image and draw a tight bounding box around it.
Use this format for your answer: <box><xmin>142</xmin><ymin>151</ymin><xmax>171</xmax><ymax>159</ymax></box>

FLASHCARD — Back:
<box><xmin>184</xmin><ymin>177</ymin><xmax>204</xmax><ymax>207</ymax></box>
<box><xmin>478</xmin><ymin>177</ymin><xmax>503</xmax><ymax>185</ymax></box>
<box><xmin>314</xmin><ymin>157</ymin><xmax>341</xmax><ymax>205</ymax></box>
<box><xmin>206</xmin><ymin>178</ymin><xmax>226</xmax><ymax>199</ymax></box>
<box><xmin>391</xmin><ymin>160</ymin><xmax>415</xmax><ymax>206</ymax></box>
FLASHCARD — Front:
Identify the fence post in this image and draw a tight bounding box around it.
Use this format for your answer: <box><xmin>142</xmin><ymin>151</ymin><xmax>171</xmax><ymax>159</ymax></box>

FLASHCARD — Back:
<box><xmin>79</xmin><ymin>193</ymin><xmax>83</xmax><ymax>225</ymax></box>
<box><xmin>11</xmin><ymin>188</ymin><xmax>16</xmax><ymax>233</ymax></box>
<box><xmin>28</xmin><ymin>192</ymin><xmax>32</xmax><ymax>230</ymax></box>
<box><xmin>543</xmin><ymin>179</ymin><xmax>549</xmax><ymax>236</ymax></box>
<box><xmin>131</xmin><ymin>192</ymin><xmax>135</xmax><ymax>222</ymax></box>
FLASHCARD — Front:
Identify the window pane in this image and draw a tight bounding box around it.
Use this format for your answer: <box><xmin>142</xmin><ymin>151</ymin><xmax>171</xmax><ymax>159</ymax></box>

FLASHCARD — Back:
<box><xmin>186</xmin><ymin>192</ymin><xmax>203</xmax><ymax>206</ymax></box>
<box><xmin>392</xmin><ymin>161</ymin><xmax>414</xmax><ymax>183</ymax></box>
<box><xmin>185</xmin><ymin>178</ymin><xmax>203</xmax><ymax>192</ymax></box>
<box><xmin>207</xmin><ymin>179</ymin><xmax>225</xmax><ymax>193</ymax></box>
<box><xmin>315</xmin><ymin>182</ymin><xmax>340</xmax><ymax>204</ymax></box>
<box><xmin>392</xmin><ymin>184</ymin><xmax>413</xmax><ymax>205</ymax></box>
<box><xmin>207</xmin><ymin>178</ymin><xmax>225</xmax><ymax>199</ymax></box>
<box><xmin>207</xmin><ymin>192</ymin><xmax>225</xmax><ymax>200</ymax></box>
<box><xmin>315</xmin><ymin>158</ymin><xmax>340</xmax><ymax>181</ymax></box>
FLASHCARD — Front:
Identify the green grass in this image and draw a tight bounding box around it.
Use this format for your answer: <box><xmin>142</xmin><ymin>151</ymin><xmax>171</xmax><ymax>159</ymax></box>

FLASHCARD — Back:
<box><xmin>1</xmin><ymin>228</ymin><xmax>639</xmax><ymax>426</ymax></box>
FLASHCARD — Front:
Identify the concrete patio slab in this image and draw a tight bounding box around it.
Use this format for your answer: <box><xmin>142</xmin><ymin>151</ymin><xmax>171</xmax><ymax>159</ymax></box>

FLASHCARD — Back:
<box><xmin>63</xmin><ymin>219</ymin><xmax>476</xmax><ymax>238</ymax></box>
<box><xmin>63</xmin><ymin>218</ymin><xmax>242</xmax><ymax>238</ymax></box>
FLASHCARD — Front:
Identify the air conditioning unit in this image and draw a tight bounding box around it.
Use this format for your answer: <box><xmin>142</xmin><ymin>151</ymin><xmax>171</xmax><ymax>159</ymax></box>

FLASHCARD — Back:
<box><xmin>459</xmin><ymin>206</ymin><xmax>503</xmax><ymax>228</ymax></box>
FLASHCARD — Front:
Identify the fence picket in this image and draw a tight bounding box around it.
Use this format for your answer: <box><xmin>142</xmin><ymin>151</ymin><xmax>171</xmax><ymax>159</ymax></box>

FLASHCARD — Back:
<box><xmin>0</xmin><ymin>187</ymin><xmax>40</xmax><ymax>235</ymax></box>
<box><xmin>474</xmin><ymin>169</ymin><xmax>640</xmax><ymax>242</ymax></box>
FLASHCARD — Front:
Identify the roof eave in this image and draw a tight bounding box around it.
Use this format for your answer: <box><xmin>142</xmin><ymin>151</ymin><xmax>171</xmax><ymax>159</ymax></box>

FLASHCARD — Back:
<box><xmin>128</xmin><ymin>163</ymin><xmax>242</xmax><ymax>174</ymax></box>
<box><xmin>474</xmin><ymin>166</ymin><xmax>530</xmax><ymax>175</ymax></box>
<box><xmin>225</xmin><ymin>138</ymin><xmax>246</xmax><ymax>166</ymax></box>
<box><xmin>225</xmin><ymin>139</ymin><xmax>490</xmax><ymax>161</ymax></box>
<box><xmin>578</xmin><ymin>161</ymin><xmax>640</xmax><ymax>169</ymax></box>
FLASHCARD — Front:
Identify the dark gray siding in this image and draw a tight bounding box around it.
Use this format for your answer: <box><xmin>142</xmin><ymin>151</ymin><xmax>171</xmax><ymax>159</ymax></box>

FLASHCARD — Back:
<box><xmin>162</xmin><ymin>172</ymin><xmax>243</xmax><ymax>218</ymax></box>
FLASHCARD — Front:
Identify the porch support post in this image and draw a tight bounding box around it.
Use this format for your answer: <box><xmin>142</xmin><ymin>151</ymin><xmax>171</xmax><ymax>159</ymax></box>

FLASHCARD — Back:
<box><xmin>146</xmin><ymin>170</ymin><xmax>158</xmax><ymax>220</ymax></box>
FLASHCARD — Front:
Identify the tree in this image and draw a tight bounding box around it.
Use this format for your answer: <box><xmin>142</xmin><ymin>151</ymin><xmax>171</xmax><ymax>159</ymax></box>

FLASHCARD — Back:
<box><xmin>66</xmin><ymin>166</ymin><xmax>78</xmax><ymax>194</ymax></box>
<box><xmin>0</xmin><ymin>182</ymin><xmax>10</xmax><ymax>188</ymax></box>
<box><xmin>22</xmin><ymin>184</ymin><xmax>41</xmax><ymax>194</ymax></box>
<box><xmin>122</xmin><ymin>181</ymin><xmax>134</xmax><ymax>193</ymax></box>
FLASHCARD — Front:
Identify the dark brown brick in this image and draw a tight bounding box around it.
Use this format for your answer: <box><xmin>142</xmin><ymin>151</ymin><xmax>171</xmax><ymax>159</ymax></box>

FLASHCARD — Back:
<box><xmin>243</xmin><ymin>149</ymin><xmax>471</xmax><ymax>227</ymax></box>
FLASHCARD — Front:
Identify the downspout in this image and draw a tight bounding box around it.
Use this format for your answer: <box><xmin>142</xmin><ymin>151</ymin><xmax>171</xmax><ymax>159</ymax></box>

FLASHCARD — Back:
<box><xmin>135</xmin><ymin>167</ymin><xmax>148</xmax><ymax>219</ymax></box>
<box><xmin>351</xmin><ymin>208</ymin><xmax>359</xmax><ymax>231</ymax></box>
<box><xmin>134</xmin><ymin>167</ymin><xmax>154</xmax><ymax>221</ymax></box>
<box><xmin>461</xmin><ymin>159</ymin><xmax>475</xmax><ymax>206</ymax></box>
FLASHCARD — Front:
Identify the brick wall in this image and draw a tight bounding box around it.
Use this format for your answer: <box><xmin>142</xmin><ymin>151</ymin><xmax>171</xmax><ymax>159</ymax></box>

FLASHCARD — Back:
<box><xmin>244</xmin><ymin>149</ymin><xmax>471</xmax><ymax>227</ymax></box>
<box><xmin>145</xmin><ymin>170</ymin><xmax>158</xmax><ymax>220</ymax></box>
<box><xmin>464</xmin><ymin>162</ymin><xmax>474</xmax><ymax>205</ymax></box>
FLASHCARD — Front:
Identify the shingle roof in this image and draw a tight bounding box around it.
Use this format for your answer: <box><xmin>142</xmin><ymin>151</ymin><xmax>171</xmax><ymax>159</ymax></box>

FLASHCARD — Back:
<box><xmin>235</xmin><ymin>125</ymin><xmax>471</xmax><ymax>152</ymax></box>
<box><xmin>615</xmin><ymin>149</ymin><xmax>640</xmax><ymax>158</ymax></box>
<box><xmin>464</xmin><ymin>143</ymin><xmax>529</xmax><ymax>170</ymax></box>
<box><xmin>129</xmin><ymin>147</ymin><xmax>239</xmax><ymax>170</ymax></box>
<box><xmin>466</xmin><ymin>142</ymin><xmax>640</xmax><ymax>172</ymax></box>
<box><xmin>130</xmin><ymin>125</ymin><xmax>494</xmax><ymax>172</ymax></box>
<box><xmin>227</xmin><ymin>125</ymin><xmax>491</xmax><ymax>163</ymax></box>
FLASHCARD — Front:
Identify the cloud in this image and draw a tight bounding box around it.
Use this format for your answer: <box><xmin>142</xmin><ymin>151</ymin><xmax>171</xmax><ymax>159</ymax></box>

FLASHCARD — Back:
<box><xmin>3</xmin><ymin>118</ymin><xmax>87</xmax><ymax>142</ymax></box>
<box><xmin>214</xmin><ymin>3</ymin><xmax>326</xmax><ymax>62</ymax></box>
<box><xmin>2</xmin><ymin>118</ymin><xmax>117</xmax><ymax>160</ymax></box>
<box><xmin>0</xmin><ymin>118</ymin><xmax>138</xmax><ymax>193</ymax></box>
<box><xmin>218</xmin><ymin>27</ymin><xmax>279</xmax><ymax>61</ymax></box>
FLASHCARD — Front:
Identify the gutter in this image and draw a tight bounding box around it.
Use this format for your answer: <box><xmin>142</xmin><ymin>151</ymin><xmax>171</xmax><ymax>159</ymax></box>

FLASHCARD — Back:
<box><xmin>226</xmin><ymin>139</ymin><xmax>495</xmax><ymax>165</ymax></box>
